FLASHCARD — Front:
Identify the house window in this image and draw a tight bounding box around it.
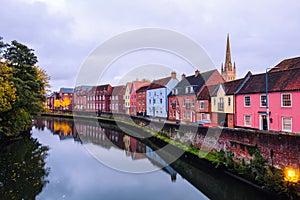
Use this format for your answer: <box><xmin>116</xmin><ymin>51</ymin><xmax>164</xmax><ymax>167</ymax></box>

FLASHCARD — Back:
<box><xmin>192</xmin><ymin>99</ymin><xmax>195</xmax><ymax>107</ymax></box>
<box><xmin>213</xmin><ymin>98</ymin><xmax>216</xmax><ymax>106</ymax></box>
<box><xmin>260</xmin><ymin>95</ymin><xmax>266</xmax><ymax>107</ymax></box>
<box><xmin>201</xmin><ymin>113</ymin><xmax>205</xmax><ymax>120</ymax></box>
<box><xmin>149</xmin><ymin>99</ymin><xmax>151</xmax><ymax>104</ymax></box>
<box><xmin>116</xmin><ymin>96</ymin><xmax>118</xmax><ymax>100</ymax></box>
<box><xmin>170</xmin><ymin>110</ymin><xmax>172</xmax><ymax>117</ymax></box>
<box><xmin>282</xmin><ymin>94</ymin><xmax>291</xmax><ymax>107</ymax></box>
<box><xmin>186</xmin><ymin>99</ymin><xmax>190</xmax><ymax>109</ymax></box>
<box><xmin>244</xmin><ymin>115</ymin><xmax>251</xmax><ymax>126</ymax></box>
<box><xmin>200</xmin><ymin>101</ymin><xmax>204</xmax><ymax>110</ymax></box>
<box><xmin>185</xmin><ymin>87</ymin><xmax>189</xmax><ymax>94</ymax></box>
<box><xmin>282</xmin><ymin>117</ymin><xmax>292</xmax><ymax>132</ymax></box>
<box><xmin>190</xmin><ymin>86</ymin><xmax>193</xmax><ymax>93</ymax></box>
<box><xmin>160</xmin><ymin>99</ymin><xmax>163</xmax><ymax>104</ymax></box>
<box><xmin>175</xmin><ymin>89</ymin><xmax>178</xmax><ymax>95</ymax></box>
<box><xmin>218</xmin><ymin>97</ymin><xmax>224</xmax><ymax>111</ymax></box>
<box><xmin>187</xmin><ymin>111</ymin><xmax>191</xmax><ymax>119</ymax></box>
<box><xmin>228</xmin><ymin>97</ymin><xmax>231</xmax><ymax>106</ymax></box>
<box><xmin>244</xmin><ymin>96</ymin><xmax>251</xmax><ymax>107</ymax></box>
<box><xmin>182</xmin><ymin>99</ymin><xmax>185</xmax><ymax>107</ymax></box>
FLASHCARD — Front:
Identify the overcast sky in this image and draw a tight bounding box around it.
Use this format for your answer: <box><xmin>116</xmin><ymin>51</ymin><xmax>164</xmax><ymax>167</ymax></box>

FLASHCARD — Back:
<box><xmin>1</xmin><ymin>0</ymin><xmax>299</xmax><ymax>91</ymax></box>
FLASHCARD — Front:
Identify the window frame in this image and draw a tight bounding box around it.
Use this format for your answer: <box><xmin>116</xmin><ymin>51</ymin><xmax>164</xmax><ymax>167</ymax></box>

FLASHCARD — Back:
<box><xmin>281</xmin><ymin>93</ymin><xmax>292</xmax><ymax>107</ymax></box>
<box><xmin>282</xmin><ymin>117</ymin><xmax>292</xmax><ymax>132</ymax></box>
<box><xmin>260</xmin><ymin>95</ymin><xmax>266</xmax><ymax>107</ymax></box>
<box><xmin>244</xmin><ymin>115</ymin><xmax>251</xmax><ymax>126</ymax></box>
<box><xmin>244</xmin><ymin>96</ymin><xmax>251</xmax><ymax>107</ymax></box>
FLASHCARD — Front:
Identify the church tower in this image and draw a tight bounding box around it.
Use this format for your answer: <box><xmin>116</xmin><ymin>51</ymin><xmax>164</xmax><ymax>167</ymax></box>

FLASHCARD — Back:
<box><xmin>221</xmin><ymin>34</ymin><xmax>236</xmax><ymax>81</ymax></box>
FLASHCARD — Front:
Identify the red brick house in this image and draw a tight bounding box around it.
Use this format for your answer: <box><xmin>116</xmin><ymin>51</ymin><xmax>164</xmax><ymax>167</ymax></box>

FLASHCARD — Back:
<box><xmin>95</xmin><ymin>84</ymin><xmax>112</xmax><ymax>114</ymax></box>
<box><xmin>111</xmin><ymin>85</ymin><xmax>125</xmax><ymax>114</ymax></box>
<box><xmin>168</xmin><ymin>69</ymin><xmax>224</xmax><ymax>123</ymax></box>
<box><xmin>59</xmin><ymin>88</ymin><xmax>74</xmax><ymax>111</ymax></box>
<box><xmin>129</xmin><ymin>81</ymin><xmax>150</xmax><ymax>116</ymax></box>
<box><xmin>73</xmin><ymin>86</ymin><xmax>93</xmax><ymax>111</ymax></box>
<box><xmin>136</xmin><ymin>85</ymin><xmax>149</xmax><ymax>116</ymax></box>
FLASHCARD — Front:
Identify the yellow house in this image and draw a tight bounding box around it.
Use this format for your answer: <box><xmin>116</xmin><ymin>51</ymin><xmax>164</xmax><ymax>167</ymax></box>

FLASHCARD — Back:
<box><xmin>211</xmin><ymin>75</ymin><xmax>249</xmax><ymax>127</ymax></box>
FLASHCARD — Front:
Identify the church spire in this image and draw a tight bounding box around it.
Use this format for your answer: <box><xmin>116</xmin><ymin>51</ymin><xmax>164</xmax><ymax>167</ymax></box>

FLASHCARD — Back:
<box><xmin>221</xmin><ymin>34</ymin><xmax>236</xmax><ymax>82</ymax></box>
<box><xmin>225</xmin><ymin>33</ymin><xmax>232</xmax><ymax>66</ymax></box>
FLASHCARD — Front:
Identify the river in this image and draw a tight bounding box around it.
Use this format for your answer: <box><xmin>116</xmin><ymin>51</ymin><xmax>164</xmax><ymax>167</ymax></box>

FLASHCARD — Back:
<box><xmin>0</xmin><ymin>117</ymin><xmax>279</xmax><ymax>200</ymax></box>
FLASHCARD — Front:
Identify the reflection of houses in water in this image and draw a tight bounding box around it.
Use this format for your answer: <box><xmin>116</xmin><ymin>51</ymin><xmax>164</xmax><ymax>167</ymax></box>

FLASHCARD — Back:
<box><xmin>123</xmin><ymin>135</ymin><xmax>147</xmax><ymax>160</ymax></box>
<box><xmin>146</xmin><ymin>146</ymin><xmax>177</xmax><ymax>182</ymax></box>
<box><xmin>76</xmin><ymin>123</ymin><xmax>124</xmax><ymax>150</ymax></box>
<box><xmin>35</xmin><ymin>118</ymin><xmax>81</xmax><ymax>142</ymax></box>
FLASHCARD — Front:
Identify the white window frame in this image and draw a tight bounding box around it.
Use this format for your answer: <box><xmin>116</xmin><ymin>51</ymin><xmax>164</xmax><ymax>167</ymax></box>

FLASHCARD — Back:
<box><xmin>244</xmin><ymin>96</ymin><xmax>251</xmax><ymax>107</ymax></box>
<box><xmin>244</xmin><ymin>115</ymin><xmax>251</xmax><ymax>126</ymax></box>
<box><xmin>200</xmin><ymin>101</ymin><xmax>204</xmax><ymax>110</ymax></box>
<box><xmin>281</xmin><ymin>93</ymin><xmax>292</xmax><ymax>107</ymax></box>
<box><xmin>260</xmin><ymin>95</ymin><xmax>266</xmax><ymax>107</ymax></box>
<box><xmin>282</xmin><ymin>117</ymin><xmax>292</xmax><ymax>132</ymax></box>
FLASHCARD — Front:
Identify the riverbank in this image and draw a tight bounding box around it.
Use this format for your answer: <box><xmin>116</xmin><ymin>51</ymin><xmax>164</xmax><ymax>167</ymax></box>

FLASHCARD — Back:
<box><xmin>40</xmin><ymin>112</ymin><xmax>298</xmax><ymax>199</ymax></box>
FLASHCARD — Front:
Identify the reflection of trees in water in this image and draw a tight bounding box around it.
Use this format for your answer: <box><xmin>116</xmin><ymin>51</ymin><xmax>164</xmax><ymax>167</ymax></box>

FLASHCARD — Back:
<box><xmin>0</xmin><ymin>137</ymin><xmax>49</xmax><ymax>199</ymax></box>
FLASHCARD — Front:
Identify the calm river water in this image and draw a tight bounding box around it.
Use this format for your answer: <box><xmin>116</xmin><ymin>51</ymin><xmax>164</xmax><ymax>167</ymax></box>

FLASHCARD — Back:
<box><xmin>0</xmin><ymin>117</ymin><xmax>279</xmax><ymax>200</ymax></box>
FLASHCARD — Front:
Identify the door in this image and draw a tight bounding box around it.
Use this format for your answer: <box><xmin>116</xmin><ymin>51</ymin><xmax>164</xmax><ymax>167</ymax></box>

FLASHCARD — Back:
<box><xmin>260</xmin><ymin>114</ymin><xmax>268</xmax><ymax>130</ymax></box>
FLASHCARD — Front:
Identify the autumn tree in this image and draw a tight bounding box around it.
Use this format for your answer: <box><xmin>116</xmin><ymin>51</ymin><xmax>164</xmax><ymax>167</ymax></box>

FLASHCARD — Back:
<box><xmin>0</xmin><ymin>37</ymin><xmax>50</xmax><ymax>139</ymax></box>
<box><xmin>61</xmin><ymin>98</ymin><xmax>71</xmax><ymax>110</ymax></box>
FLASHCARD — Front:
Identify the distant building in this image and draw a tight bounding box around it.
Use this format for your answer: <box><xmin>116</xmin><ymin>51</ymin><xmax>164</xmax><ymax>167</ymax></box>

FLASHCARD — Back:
<box><xmin>136</xmin><ymin>85</ymin><xmax>149</xmax><ymax>116</ymax></box>
<box><xmin>129</xmin><ymin>81</ymin><xmax>150</xmax><ymax>116</ymax></box>
<box><xmin>95</xmin><ymin>84</ymin><xmax>112</xmax><ymax>114</ymax></box>
<box><xmin>124</xmin><ymin>82</ymin><xmax>132</xmax><ymax>115</ymax></box>
<box><xmin>59</xmin><ymin>88</ymin><xmax>74</xmax><ymax>111</ymax></box>
<box><xmin>221</xmin><ymin>34</ymin><xmax>236</xmax><ymax>82</ymax></box>
<box><xmin>168</xmin><ymin>70</ymin><xmax>224</xmax><ymax>123</ymax></box>
<box><xmin>73</xmin><ymin>86</ymin><xmax>93</xmax><ymax>111</ymax></box>
<box><xmin>146</xmin><ymin>72</ymin><xmax>179</xmax><ymax>118</ymax></box>
<box><xmin>111</xmin><ymin>85</ymin><xmax>125</xmax><ymax>114</ymax></box>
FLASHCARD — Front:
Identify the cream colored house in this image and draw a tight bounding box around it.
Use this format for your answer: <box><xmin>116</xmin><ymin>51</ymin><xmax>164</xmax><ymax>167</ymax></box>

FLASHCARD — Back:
<box><xmin>124</xmin><ymin>82</ymin><xmax>132</xmax><ymax>114</ymax></box>
<box><xmin>211</xmin><ymin>75</ymin><xmax>249</xmax><ymax>127</ymax></box>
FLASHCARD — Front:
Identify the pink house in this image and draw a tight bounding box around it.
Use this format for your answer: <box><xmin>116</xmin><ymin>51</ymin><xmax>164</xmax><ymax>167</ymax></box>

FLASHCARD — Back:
<box><xmin>235</xmin><ymin>57</ymin><xmax>300</xmax><ymax>133</ymax></box>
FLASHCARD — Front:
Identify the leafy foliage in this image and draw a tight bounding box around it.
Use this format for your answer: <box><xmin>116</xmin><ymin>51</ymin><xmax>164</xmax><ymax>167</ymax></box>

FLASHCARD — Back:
<box><xmin>0</xmin><ymin>37</ymin><xmax>50</xmax><ymax>139</ymax></box>
<box><xmin>0</xmin><ymin>136</ymin><xmax>49</xmax><ymax>199</ymax></box>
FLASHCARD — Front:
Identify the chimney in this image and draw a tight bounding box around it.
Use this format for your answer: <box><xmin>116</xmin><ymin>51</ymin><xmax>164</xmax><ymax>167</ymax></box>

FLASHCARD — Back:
<box><xmin>195</xmin><ymin>70</ymin><xmax>200</xmax><ymax>77</ymax></box>
<box><xmin>171</xmin><ymin>71</ymin><xmax>177</xmax><ymax>79</ymax></box>
<box><xmin>181</xmin><ymin>73</ymin><xmax>186</xmax><ymax>80</ymax></box>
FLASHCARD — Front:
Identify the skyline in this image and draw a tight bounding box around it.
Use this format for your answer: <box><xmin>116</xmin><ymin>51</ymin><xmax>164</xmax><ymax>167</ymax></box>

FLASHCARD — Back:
<box><xmin>1</xmin><ymin>0</ymin><xmax>300</xmax><ymax>91</ymax></box>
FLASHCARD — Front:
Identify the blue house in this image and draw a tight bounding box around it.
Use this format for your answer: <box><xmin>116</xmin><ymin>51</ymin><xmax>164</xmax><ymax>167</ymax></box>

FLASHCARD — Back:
<box><xmin>146</xmin><ymin>72</ymin><xmax>179</xmax><ymax>118</ymax></box>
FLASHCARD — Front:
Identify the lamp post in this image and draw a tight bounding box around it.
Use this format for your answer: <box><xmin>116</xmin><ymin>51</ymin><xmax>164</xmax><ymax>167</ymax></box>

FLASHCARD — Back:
<box><xmin>265</xmin><ymin>68</ymin><xmax>271</xmax><ymax>131</ymax></box>
<box><xmin>265</xmin><ymin>67</ymin><xmax>279</xmax><ymax>131</ymax></box>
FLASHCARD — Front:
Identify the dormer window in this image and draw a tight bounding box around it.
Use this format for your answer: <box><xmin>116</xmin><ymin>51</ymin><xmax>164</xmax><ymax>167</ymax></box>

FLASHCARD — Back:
<box><xmin>190</xmin><ymin>86</ymin><xmax>193</xmax><ymax>93</ymax></box>
<box><xmin>185</xmin><ymin>87</ymin><xmax>189</xmax><ymax>94</ymax></box>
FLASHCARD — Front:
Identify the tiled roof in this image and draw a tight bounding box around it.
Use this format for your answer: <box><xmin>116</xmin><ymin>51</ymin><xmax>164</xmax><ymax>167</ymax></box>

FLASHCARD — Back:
<box><xmin>197</xmin><ymin>84</ymin><xmax>218</xmax><ymax>100</ymax></box>
<box><xmin>147</xmin><ymin>77</ymin><xmax>172</xmax><ymax>90</ymax></box>
<box><xmin>269</xmin><ymin>56</ymin><xmax>300</xmax><ymax>72</ymax></box>
<box><xmin>170</xmin><ymin>71</ymin><xmax>209</xmax><ymax>96</ymax></box>
<box><xmin>238</xmin><ymin>68</ymin><xmax>300</xmax><ymax>94</ymax></box>
<box><xmin>60</xmin><ymin>88</ymin><xmax>74</xmax><ymax>94</ymax></box>
<box><xmin>96</xmin><ymin>84</ymin><xmax>111</xmax><ymax>91</ymax></box>
<box><xmin>224</xmin><ymin>78</ymin><xmax>245</xmax><ymax>95</ymax></box>
<box><xmin>136</xmin><ymin>85</ymin><xmax>149</xmax><ymax>93</ymax></box>
<box><xmin>112</xmin><ymin>85</ymin><xmax>125</xmax><ymax>96</ymax></box>
<box><xmin>131</xmin><ymin>81</ymin><xmax>150</xmax><ymax>92</ymax></box>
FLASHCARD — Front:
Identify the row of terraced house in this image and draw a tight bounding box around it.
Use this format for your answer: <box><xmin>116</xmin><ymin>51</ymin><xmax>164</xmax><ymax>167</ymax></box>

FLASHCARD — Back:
<box><xmin>47</xmin><ymin>36</ymin><xmax>300</xmax><ymax>133</ymax></box>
